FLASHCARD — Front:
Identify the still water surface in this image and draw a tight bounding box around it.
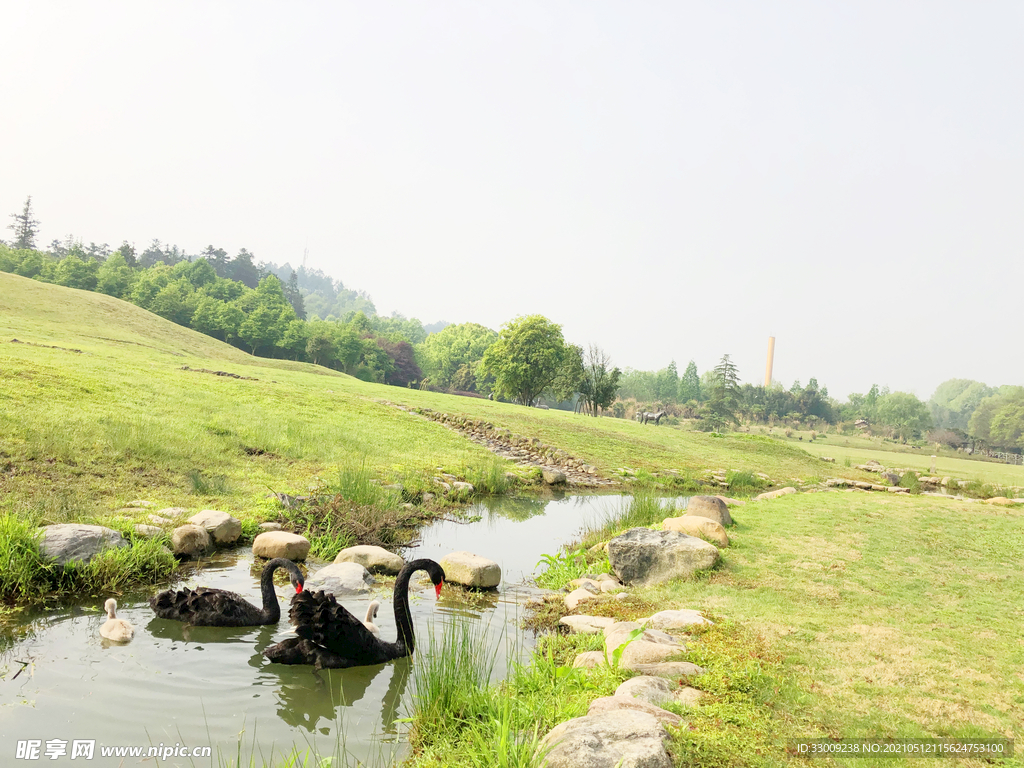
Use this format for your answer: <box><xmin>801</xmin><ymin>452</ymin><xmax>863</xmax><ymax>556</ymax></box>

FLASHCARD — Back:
<box><xmin>0</xmin><ymin>494</ymin><xmax>684</xmax><ymax>766</ymax></box>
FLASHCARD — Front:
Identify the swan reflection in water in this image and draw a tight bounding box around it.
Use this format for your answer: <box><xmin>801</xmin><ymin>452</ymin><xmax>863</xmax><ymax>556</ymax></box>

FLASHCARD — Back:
<box><xmin>264</xmin><ymin>656</ymin><xmax>413</xmax><ymax>734</ymax></box>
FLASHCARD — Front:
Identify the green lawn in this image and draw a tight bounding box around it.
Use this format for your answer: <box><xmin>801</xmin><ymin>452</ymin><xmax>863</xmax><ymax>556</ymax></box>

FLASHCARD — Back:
<box><xmin>0</xmin><ymin>271</ymin><xmax>838</xmax><ymax>521</ymax></box>
<box><xmin>645</xmin><ymin>491</ymin><xmax>1024</xmax><ymax>766</ymax></box>
<box><xmin>768</xmin><ymin>429</ymin><xmax>1024</xmax><ymax>488</ymax></box>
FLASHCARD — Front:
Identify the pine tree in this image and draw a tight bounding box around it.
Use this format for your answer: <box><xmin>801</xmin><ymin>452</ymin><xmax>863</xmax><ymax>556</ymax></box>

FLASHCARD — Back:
<box><xmin>8</xmin><ymin>196</ymin><xmax>40</xmax><ymax>249</ymax></box>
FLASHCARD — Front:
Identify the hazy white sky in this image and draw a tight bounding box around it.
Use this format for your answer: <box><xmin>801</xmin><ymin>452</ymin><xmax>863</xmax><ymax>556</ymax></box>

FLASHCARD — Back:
<box><xmin>3</xmin><ymin>2</ymin><xmax>1022</xmax><ymax>400</ymax></box>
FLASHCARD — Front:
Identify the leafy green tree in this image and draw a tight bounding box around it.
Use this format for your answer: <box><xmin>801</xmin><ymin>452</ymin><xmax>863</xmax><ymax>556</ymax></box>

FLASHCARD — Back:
<box><xmin>95</xmin><ymin>252</ymin><xmax>135</xmax><ymax>298</ymax></box>
<box><xmin>306</xmin><ymin>323</ymin><xmax>338</xmax><ymax>367</ymax></box>
<box><xmin>678</xmin><ymin>360</ymin><xmax>701</xmax><ymax>403</ymax></box>
<box><xmin>148</xmin><ymin>280</ymin><xmax>196</xmax><ymax>326</ymax></box>
<box><xmin>550</xmin><ymin>344</ymin><xmax>585</xmax><ymax>404</ymax></box>
<box><xmin>970</xmin><ymin>387</ymin><xmax>1024</xmax><ymax>450</ymax></box>
<box><xmin>419</xmin><ymin>322</ymin><xmax>497</xmax><ymax>392</ymax></box>
<box><xmin>578</xmin><ymin>345</ymin><xmax>622</xmax><ymax>416</ymax></box>
<box><xmin>190</xmin><ymin>295</ymin><xmax>227</xmax><ymax>340</ymax></box>
<box><xmin>50</xmin><ymin>254</ymin><xmax>99</xmax><ymax>291</ymax></box>
<box><xmin>929</xmin><ymin>379</ymin><xmax>994</xmax><ymax>431</ymax></box>
<box><xmin>616</xmin><ymin>369</ymin><xmax>656</xmax><ymax>402</ymax></box>
<box><xmin>874</xmin><ymin>392</ymin><xmax>932</xmax><ymax>442</ymax></box>
<box><xmin>481</xmin><ymin>315</ymin><xmax>567</xmax><ymax>406</ymax></box>
<box><xmin>238</xmin><ymin>304</ymin><xmax>285</xmax><ymax>354</ymax></box>
<box><xmin>202</xmin><ymin>245</ymin><xmax>229</xmax><ymax>278</ymax></box>
<box><xmin>12</xmin><ymin>250</ymin><xmax>47</xmax><ymax>278</ymax></box>
<box><xmin>654</xmin><ymin>361</ymin><xmax>679</xmax><ymax>403</ymax></box>
<box><xmin>8</xmin><ymin>196</ymin><xmax>40</xmax><ymax>250</ymax></box>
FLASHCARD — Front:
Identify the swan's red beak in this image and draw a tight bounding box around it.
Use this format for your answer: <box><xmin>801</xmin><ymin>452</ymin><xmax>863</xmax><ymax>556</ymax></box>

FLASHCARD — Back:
<box><xmin>434</xmin><ymin>581</ymin><xmax>443</xmax><ymax>598</ymax></box>
<box><xmin>296</xmin><ymin>584</ymin><xmax>304</xmax><ymax>593</ymax></box>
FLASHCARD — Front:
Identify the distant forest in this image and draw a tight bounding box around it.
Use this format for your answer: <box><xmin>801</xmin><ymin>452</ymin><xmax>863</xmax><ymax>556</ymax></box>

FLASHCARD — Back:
<box><xmin>3</xmin><ymin>197</ymin><xmax>1022</xmax><ymax>455</ymax></box>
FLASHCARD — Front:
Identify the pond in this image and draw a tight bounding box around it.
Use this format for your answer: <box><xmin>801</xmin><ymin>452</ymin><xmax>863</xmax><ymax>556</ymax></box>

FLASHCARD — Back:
<box><xmin>0</xmin><ymin>494</ymin><xmax>687</xmax><ymax>766</ymax></box>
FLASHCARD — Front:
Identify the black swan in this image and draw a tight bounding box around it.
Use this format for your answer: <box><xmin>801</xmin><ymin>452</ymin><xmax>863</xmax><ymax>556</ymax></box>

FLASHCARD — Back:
<box><xmin>100</xmin><ymin>598</ymin><xmax>134</xmax><ymax>642</ymax></box>
<box><xmin>263</xmin><ymin>558</ymin><xmax>445</xmax><ymax>669</ymax></box>
<box><xmin>150</xmin><ymin>558</ymin><xmax>304</xmax><ymax>626</ymax></box>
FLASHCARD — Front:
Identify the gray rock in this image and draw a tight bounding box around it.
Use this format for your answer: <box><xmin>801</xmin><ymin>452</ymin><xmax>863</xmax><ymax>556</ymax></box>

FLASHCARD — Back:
<box><xmin>614</xmin><ymin>676</ymin><xmax>677</xmax><ymax>705</ymax></box>
<box><xmin>565</xmin><ymin>587</ymin><xmax>600</xmax><ymax>611</ymax></box>
<box><xmin>644</xmin><ymin>609</ymin><xmax>713</xmax><ymax>630</ymax></box>
<box><xmin>148</xmin><ymin>515</ymin><xmax>174</xmax><ymax>525</ymax></box>
<box><xmin>542</xmin><ymin>468</ymin><xmax>567</xmax><ymax>485</ymax></box>
<box><xmin>663</xmin><ymin>515</ymin><xmax>729</xmax><ymax>547</ymax></box>
<box><xmin>171</xmin><ymin>524</ymin><xmax>212</xmax><ymax>559</ymax></box>
<box><xmin>587</xmin><ymin>696</ymin><xmax>683</xmax><ymax>727</ymax></box>
<box><xmin>252</xmin><ymin>531</ymin><xmax>310</xmax><ymax>561</ymax></box>
<box><xmin>439</xmin><ymin>551</ymin><xmax>501</xmax><ymax>589</ymax></box>
<box><xmin>685</xmin><ymin>496</ymin><xmax>732</xmax><ymax>526</ymax></box>
<box><xmin>540</xmin><ymin>710</ymin><xmax>672</xmax><ymax>768</ymax></box>
<box><xmin>38</xmin><ymin>524</ymin><xmax>129</xmax><ymax>566</ymax></box>
<box><xmin>125</xmin><ymin>500</ymin><xmax>157</xmax><ymax>508</ymax></box>
<box><xmin>617</xmin><ymin>640</ymin><xmax>686</xmax><ymax>667</ymax></box>
<box><xmin>155</xmin><ymin>507</ymin><xmax>188</xmax><ymax>518</ymax></box>
<box><xmin>133</xmin><ymin>524</ymin><xmax>164</xmax><ymax>539</ymax></box>
<box><xmin>573</xmin><ymin>651</ymin><xmax>607</xmax><ymax>668</ymax></box>
<box><xmin>560</xmin><ymin>615</ymin><xmax>616</xmax><ymax>634</ymax></box>
<box><xmin>334</xmin><ymin>545</ymin><xmax>405</xmax><ymax>575</ymax></box>
<box><xmin>422</xmin><ymin>492</ymin><xmax>436</xmax><ymax>503</ymax></box>
<box><xmin>259</xmin><ymin>522</ymin><xmax>283</xmax><ymax>531</ymax></box>
<box><xmin>628</xmin><ymin>661</ymin><xmax>705</xmax><ymax>678</ymax></box>
<box><xmin>451</xmin><ymin>481</ymin><xmax>475</xmax><ymax>494</ymax></box>
<box><xmin>305</xmin><ymin>562</ymin><xmax>376</xmax><ymax>595</ymax></box>
<box><xmin>608</xmin><ymin>528</ymin><xmax>720</xmax><ymax>587</ymax></box>
<box><xmin>188</xmin><ymin>510</ymin><xmax>241</xmax><ymax>546</ymax></box>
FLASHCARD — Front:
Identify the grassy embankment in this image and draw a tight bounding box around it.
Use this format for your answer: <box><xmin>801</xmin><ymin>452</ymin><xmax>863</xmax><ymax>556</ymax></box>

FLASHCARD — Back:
<box><xmin>773</xmin><ymin>428</ymin><xmax>1024</xmax><ymax>489</ymax></box>
<box><xmin>0</xmin><ymin>271</ymin><xmax>836</xmax><ymax>605</ymax></box>
<box><xmin>407</xmin><ymin>491</ymin><xmax>1024</xmax><ymax>768</ymax></box>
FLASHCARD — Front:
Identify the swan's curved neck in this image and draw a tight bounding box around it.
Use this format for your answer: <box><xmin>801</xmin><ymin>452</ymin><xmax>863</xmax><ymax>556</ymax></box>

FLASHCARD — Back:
<box><xmin>260</xmin><ymin>561</ymin><xmax>286</xmax><ymax>622</ymax></box>
<box><xmin>393</xmin><ymin>567</ymin><xmax>416</xmax><ymax>654</ymax></box>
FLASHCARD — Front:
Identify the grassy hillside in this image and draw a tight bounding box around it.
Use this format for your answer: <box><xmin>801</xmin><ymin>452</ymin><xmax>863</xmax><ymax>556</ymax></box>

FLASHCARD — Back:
<box><xmin>0</xmin><ymin>272</ymin><xmax>839</xmax><ymax>512</ymax></box>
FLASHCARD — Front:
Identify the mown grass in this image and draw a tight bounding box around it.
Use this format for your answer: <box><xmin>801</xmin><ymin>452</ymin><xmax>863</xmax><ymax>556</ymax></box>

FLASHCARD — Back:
<box><xmin>775</xmin><ymin>429</ymin><xmax>1024</xmax><ymax>488</ymax></box>
<box><xmin>508</xmin><ymin>490</ymin><xmax>1024</xmax><ymax>768</ymax></box>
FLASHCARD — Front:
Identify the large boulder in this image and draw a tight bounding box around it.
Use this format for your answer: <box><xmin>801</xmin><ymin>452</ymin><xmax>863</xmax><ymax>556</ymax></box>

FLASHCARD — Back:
<box><xmin>439</xmin><ymin>551</ymin><xmax>501</xmax><ymax>589</ymax></box>
<box><xmin>188</xmin><ymin>510</ymin><xmax>241</xmax><ymax>546</ymax></box>
<box><xmin>685</xmin><ymin>496</ymin><xmax>732</xmax><ymax>526</ymax></box>
<box><xmin>542</xmin><ymin>468</ymin><xmax>567</xmax><ymax>485</ymax></box>
<box><xmin>587</xmin><ymin>696</ymin><xmax>683</xmax><ymax>728</ymax></box>
<box><xmin>615</xmin><ymin>676</ymin><xmax>704</xmax><ymax>708</ymax></box>
<box><xmin>755</xmin><ymin>487</ymin><xmax>797</xmax><ymax>501</ymax></box>
<box><xmin>305</xmin><ymin>562</ymin><xmax>375</xmax><ymax>595</ymax></box>
<box><xmin>38</xmin><ymin>524</ymin><xmax>129</xmax><ymax>566</ymax></box>
<box><xmin>540</xmin><ymin>710</ymin><xmax>672</xmax><ymax>768</ymax></box>
<box><xmin>155</xmin><ymin>507</ymin><xmax>188</xmax><ymax>519</ymax></box>
<box><xmin>662</xmin><ymin>515</ymin><xmax>729</xmax><ymax>547</ymax></box>
<box><xmin>252</xmin><ymin>531</ymin><xmax>310</xmax><ymax>561</ymax></box>
<box><xmin>564</xmin><ymin>587</ymin><xmax>600</xmax><ymax>611</ymax></box>
<box><xmin>608</xmin><ymin>528</ymin><xmax>720</xmax><ymax>587</ymax></box>
<box><xmin>560</xmin><ymin>615</ymin><xmax>616</xmax><ymax>634</ymax></box>
<box><xmin>334</xmin><ymin>545</ymin><xmax>405</xmax><ymax>575</ymax></box>
<box><xmin>171</xmin><ymin>524</ymin><xmax>212</xmax><ymax>559</ymax></box>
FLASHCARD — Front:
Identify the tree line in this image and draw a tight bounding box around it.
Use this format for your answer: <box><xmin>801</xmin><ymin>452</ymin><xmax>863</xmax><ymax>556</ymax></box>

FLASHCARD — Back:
<box><xmin>5</xmin><ymin>197</ymin><xmax>1022</xmax><ymax>452</ymax></box>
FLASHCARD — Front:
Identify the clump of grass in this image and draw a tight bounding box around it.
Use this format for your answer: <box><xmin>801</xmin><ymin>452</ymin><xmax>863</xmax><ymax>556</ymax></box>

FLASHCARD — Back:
<box><xmin>535</xmin><ymin>549</ymin><xmax>583</xmax><ymax>588</ymax></box>
<box><xmin>725</xmin><ymin>470</ymin><xmax>765</xmax><ymax>493</ymax></box>
<box><xmin>462</xmin><ymin>459</ymin><xmax>517</xmax><ymax>495</ymax></box>
<box><xmin>899</xmin><ymin>471</ymin><xmax>921</xmax><ymax>493</ymax></box>
<box><xmin>0</xmin><ymin>511</ymin><xmax>48</xmax><ymax>600</ymax></box>
<box><xmin>579</xmin><ymin>493</ymin><xmax>674</xmax><ymax>548</ymax></box>
<box><xmin>411</xmin><ymin>616</ymin><xmax>499</xmax><ymax>730</ymax></box>
<box><xmin>187</xmin><ymin>469</ymin><xmax>231</xmax><ymax>496</ymax></box>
